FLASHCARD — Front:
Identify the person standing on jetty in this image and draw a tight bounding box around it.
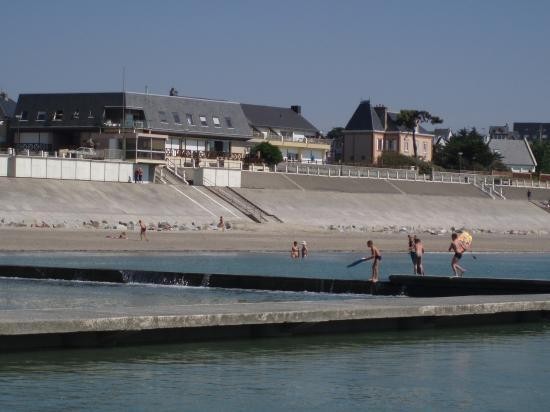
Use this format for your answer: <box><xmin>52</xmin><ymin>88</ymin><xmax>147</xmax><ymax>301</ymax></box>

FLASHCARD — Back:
<box><xmin>449</xmin><ymin>233</ymin><xmax>467</xmax><ymax>276</ymax></box>
<box><xmin>414</xmin><ymin>237</ymin><xmax>425</xmax><ymax>275</ymax></box>
<box><xmin>364</xmin><ymin>240</ymin><xmax>382</xmax><ymax>282</ymax></box>
<box><xmin>407</xmin><ymin>235</ymin><xmax>417</xmax><ymax>274</ymax></box>
<box><xmin>139</xmin><ymin>220</ymin><xmax>148</xmax><ymax>241</ymax></box>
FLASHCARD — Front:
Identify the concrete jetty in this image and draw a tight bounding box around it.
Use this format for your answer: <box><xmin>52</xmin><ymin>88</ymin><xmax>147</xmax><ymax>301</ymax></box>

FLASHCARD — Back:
<box><xmin>1</xmin><ymin>295</ymin><xmax>549</xmax><ymax>351</ymax></box>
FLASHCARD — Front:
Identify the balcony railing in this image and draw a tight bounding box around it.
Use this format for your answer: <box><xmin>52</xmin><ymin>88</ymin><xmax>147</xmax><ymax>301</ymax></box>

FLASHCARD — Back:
<box><xmin>165</xmin><ymin>149</ymin><xmax>243</xmax><ymax>160</ymax></box>
<box><xmin>103</xmin><ymin>120</ymin><xmax>149</xmax><ymax>129</ymax></box>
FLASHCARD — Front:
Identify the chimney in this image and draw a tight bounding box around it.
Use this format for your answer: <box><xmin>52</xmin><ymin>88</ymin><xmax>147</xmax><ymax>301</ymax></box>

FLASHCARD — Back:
<box><xmin>291</xmin><ymin>105</ymin><xmax>301</xmax><ymax>115</ymax></box>
<box><xmin>374</xmin><ymin>105</ymin><xmax>387</xmax><ymax>130</ymax></box>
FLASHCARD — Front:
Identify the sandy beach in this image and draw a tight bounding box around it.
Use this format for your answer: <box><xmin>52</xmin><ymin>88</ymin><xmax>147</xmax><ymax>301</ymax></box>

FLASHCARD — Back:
<box><xmin>1</xmin><ymin>225</ymin><xmax>549</xmax><ymax>253</ymax></box>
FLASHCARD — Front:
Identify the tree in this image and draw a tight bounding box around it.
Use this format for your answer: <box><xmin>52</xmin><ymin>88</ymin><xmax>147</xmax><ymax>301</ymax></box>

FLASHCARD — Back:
<box><xmin>530</xmin><ymin>141</ymin><xmax>550</xmax><ymax>173</ymax></box>
<box><xmin>251</xmin><ymin>142</ymin><xmax>283</xmax><ymax>166</ymax></box>
<box><xmin>396</xmin><ymin>110</ymin><xmax>443</xmax><ymax>158</ymax></box>
<box><xmin>434</xmin><ymin>128</ymin><xmax>507</xmax><ymax>171</ymax></box>
<box><xmin>326</xmin><ymin>127</ymin><xmax>344</xmax><ymax>139</ymax></box>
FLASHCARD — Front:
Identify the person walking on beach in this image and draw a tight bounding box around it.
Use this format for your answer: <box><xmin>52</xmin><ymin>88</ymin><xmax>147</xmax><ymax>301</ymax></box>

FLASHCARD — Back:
<box><xmin>449</xmin><ymin>233</ymin><xmax>467</xmax><ymax>277</ymax></box>
<box><xmin>301</xmin><ymin>241</ymin><xmax>308</xmax><ymax>258</ymax></box>
<box><xmin>139</xmin><ymin>220</ymin><xmax>148</xmax><ymax>241</ymax></box>
<box><xmin>290</xmin><ymin>241</ymin><xmax>299</xmax><ymax>259</ymax></box>
<box><xmin>364</xmin><ymin>240</ymin><xmax>382</xmax><ymax>282</ymax></box>
<box><xmin>414</xmin><ymin>237</ymin><xmax>425</xmax><ymax>276</ymax></box>
<box><xmin>407</xmin><ymin>235</ymin><xmax>417</xmax><ymax>274</ymax></box>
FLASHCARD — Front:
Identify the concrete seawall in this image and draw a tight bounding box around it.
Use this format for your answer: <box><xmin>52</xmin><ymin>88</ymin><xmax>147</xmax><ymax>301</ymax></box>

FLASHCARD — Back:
<box><xmin>1</xmin><ymin>295</ymin><xmax>549</xmax><ymax>351</ymax></box>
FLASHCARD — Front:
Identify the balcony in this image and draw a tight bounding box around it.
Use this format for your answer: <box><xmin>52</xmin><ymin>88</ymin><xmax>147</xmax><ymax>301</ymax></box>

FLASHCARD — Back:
<box><xmin>103</xmin><ymin>119</ymin><xmax>149</xmax><ymax>129</ymax></box>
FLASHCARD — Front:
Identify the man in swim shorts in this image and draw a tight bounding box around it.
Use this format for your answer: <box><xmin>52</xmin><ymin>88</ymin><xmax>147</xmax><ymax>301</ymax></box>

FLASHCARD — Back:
<box><xmin>364</xmin><ymin>240</ymin><xmax>382</xmax><ymax>282</ymax></box>
<box><xmin>449</xmin><ymin>233</ymin><xmax>466</xmax><ymax>277</ymax></box>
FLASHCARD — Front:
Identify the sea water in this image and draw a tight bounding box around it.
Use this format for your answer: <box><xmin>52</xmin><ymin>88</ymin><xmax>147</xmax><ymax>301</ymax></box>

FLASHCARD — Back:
<box><xmin>0</xmin><ymin>252</ymin><xmax>549</xmax><ymax>411</ymax></box>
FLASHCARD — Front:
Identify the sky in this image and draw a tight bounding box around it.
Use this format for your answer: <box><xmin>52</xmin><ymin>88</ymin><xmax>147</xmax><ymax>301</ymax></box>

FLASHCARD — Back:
<box><xmin>2</xmin><ymin>0</ymin><xmax>550</xmax><ymax>134</ymax></box>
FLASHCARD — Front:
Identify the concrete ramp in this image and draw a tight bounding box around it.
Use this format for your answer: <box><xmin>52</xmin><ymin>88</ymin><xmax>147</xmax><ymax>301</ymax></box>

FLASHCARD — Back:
<box><xmin>235</xmin><ymin>188</ymin><xmax>550</xmax><ymax>231</ymax></box>
<box><xmin>0</xmin><ymin>177</ymin><xmax>246</xmax><ymax>227</ymax></box>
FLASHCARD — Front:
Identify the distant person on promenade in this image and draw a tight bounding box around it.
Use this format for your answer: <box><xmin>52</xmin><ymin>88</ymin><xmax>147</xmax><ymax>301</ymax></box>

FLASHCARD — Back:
<box><xmin>217</xmin><ymin>216</ymin><xmax>225</xmax><ymax>231</ymax></box>
<box><xmin>364</xmin><ymin>240</ymin><xmax>382</xmax><ymax>282</ymax></box>
<box><xmin>134</xmin><ymin>168</ymin><xmax>139</xmax><ymax>183</ymax></box>
<box><xmin>291</xmin><ymin>241</ymin><xmax>299</xmax><ymax>259</ymax></box>
<box><xmin>301</xmin><ymin>241</ymin><xmax>308</xmax><ymax>258</ymax></box>
<box><xmin>414</xmin><ymin>237</ymin><xmax>425</xmax><ymax>276</ymax></box>
<box><xmin>138</xmin><ymin>167</ymin><xmax>144</xmax><ymax>183</ymax></box>
<box><xmin>527</xmin><ymin>190</ymin><xmax>532</xmax><ymax>201</ymax></box>
<box><xmin>407</xmin><ymin>235</ymin><xmax>417</xmax><ymax>274</ymax></box>
<box><xmin>139</xmin><ymin>220</ymin><xmax>148</xmax><ymax>241</ymax></box>
<box><xmin>449</xmin><ymin>233</ymin><xmax>467</xmax><ymax>277</ymax></box>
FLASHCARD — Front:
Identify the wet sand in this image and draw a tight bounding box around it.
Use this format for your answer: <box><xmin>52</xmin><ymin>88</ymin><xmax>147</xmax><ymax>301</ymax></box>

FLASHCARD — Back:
<box><xmin>1</xmin><ymin>226</ymin><xmax>549</xmax><ymax>253</ymax></box>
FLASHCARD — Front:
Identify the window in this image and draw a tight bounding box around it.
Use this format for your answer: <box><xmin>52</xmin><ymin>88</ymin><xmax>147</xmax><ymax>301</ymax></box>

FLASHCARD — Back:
<box><xmin>158</xmin><ymin>111</ymin><xmax>168</xmax><ymax>123</ymax></box>
<box><xmin>53</xmin><ymin>110</ymin><xmax>64</xmax><ymax>121</ymax></box>
<box><xmin>18</xmin><ymin>111</ymin><xmax>28</xmax><ymax>121</ymax></box>
<box><xmin>377</xmin><ymin>139</ymin><xmax>383</xmax><ymax>151</ymax></box>
<box><xmin>88</xmin><ymin>110</ymin><xmax>95</xmax><ymax>119</ymax></box>
<box><xmin>199</xmin><ymin>115</ymin><xmax>208</xmax><ymax>126</ymax></box>
<box><xmin>423</xmin><ymin>142</ymin><xmax>427</xmax><ymax>153</ymax></box>
<box><xmin>36</xmin><ymin>111</ymin><xmax>47</xmax><ymax>121</ymax></box>
<box><xmin>212</xmin><ymin>116</ymin><xmax>221</xmax><ymax>128</ymax></box>
<box><xmin>225</xmin><ymin>117</ymin><xmax>233</xmax><ymax>128</ymax></box>
<box><xmin>186</xmin><ymin>113</ymin><xmax>195</xmax><ymax>126</ymax></box>
<box><xmin>404</xmin><ymin>141</ymin><xmax>409</xmax><ymax>152</ymax></box>
<box><xmin>172</xmin><ymin>112</ymin><xmax>181</xmax><ymax>124</ymax></box>
<box><xmin>72</xmin><ymin>110</ymin><xmax>80</xmax><ymax>120</ymax></box>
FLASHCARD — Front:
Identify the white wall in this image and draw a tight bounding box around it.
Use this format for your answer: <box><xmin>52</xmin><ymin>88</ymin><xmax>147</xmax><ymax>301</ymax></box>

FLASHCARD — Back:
<box><xmin>11</xmin><ymin>156</ymin><xmax>134</xmax><ymax>182</ymax></box>
<box><xmin>0</xmin><ymin>155</ymin><xmax>8</xmax><ymax>177</ymax></box>
<box><xmin>196</xmin><ymin>167</ymin><xmax>241</xmax><ymax>187</ymax></box>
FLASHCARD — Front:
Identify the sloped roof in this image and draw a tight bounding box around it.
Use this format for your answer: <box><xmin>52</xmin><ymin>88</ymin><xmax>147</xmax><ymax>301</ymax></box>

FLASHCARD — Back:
<box><xmin>344</xmin><ymin>100</ymin><xmax>384</xmax><ymax>131</ymax></box>
<box><xmin>488</xmin><ymin>138</ymin><xmax>537</xmax><ymax>167</ymax></box>
<box><xmin>241</xmin><ymin>103</ymin><xmax>319</xmax><ymax>133</ymax></box>
<box><xmin>0</xmin><ymin>95</ymin><xmax>16</xmax><ymax>118</ymax></box>
<box><xmin>13</xmin><ymin>92</ymin><xmax>253</xmax><ymax>139</ymax></box>
<box><xmin>127</xmin><ymin>93</ymin><xmax>252</xmax><ymax>139</ymax></box>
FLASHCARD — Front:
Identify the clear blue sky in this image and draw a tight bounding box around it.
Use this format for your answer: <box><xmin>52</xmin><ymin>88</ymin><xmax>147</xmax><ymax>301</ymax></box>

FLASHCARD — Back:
<box><xmin>2</xmin><ymin>0</ymin><xmax>549</xmax><ymax>134</ymax></box>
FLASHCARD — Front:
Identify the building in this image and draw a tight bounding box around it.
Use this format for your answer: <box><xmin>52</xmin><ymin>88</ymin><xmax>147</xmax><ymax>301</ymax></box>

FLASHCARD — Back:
<box><xmin>488</xmin><ymin>124</ymin><xmax>519</xmax><ymax>141</ymax></box>
<box><xmin>11</xmin><ymin>92</ymin><xmax>254</xmax><ymax>177</ymax></box>
<box><xmin>433</xmin><ymin>128</ymin><xmax>453</xmax><ymax>146</ymax></box>
<box><xmin>513</xmin><ymin>123</ymin><xmax>550</xmax><ymax>142</ymax></box>
<box><xmin>488</xmin><ymin>138</ymin><xmax>537</xmax><ymax>173</ymax></box>
<box><xmin>241</xmin><ymin>104</ymin><xmax>329</xmax><ymax>163</ymax></box>
<box><xmin>340</xmin><ymin>100</ymin><xmax>434</xmax><ymax>164</ymax></box>
<box><xmin>0</xmin><ymin>91</ymin><xmax>16</xmax><ymax>146</ymax></box>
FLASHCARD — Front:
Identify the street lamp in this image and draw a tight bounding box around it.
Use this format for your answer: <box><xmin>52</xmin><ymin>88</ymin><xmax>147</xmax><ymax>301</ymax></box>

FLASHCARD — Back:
<box><xmin>458</xmin><ymin>151</ymin><xmax>463</xmax><ymax>173</ymax></box>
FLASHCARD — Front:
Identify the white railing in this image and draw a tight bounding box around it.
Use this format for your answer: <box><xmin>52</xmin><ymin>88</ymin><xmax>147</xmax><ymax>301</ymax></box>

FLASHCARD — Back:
<box><xmin>166</xmin><ymin>158</ymin><xmax>188</xmax><ymax>184</ymax></box>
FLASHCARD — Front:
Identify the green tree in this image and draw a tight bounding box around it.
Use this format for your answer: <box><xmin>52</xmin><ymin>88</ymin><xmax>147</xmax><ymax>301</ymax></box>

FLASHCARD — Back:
<box><xmin>435</xmin><ymin>128</ymin><xmax>507</xmax><ymax>171</ymax></box>
<box><xmin>530</xmin><ymin>141</ymin><xmax>550</xmax><ymax>173</ymax></box>
<box><xmin>396</xmin><ymin>110</ymin><xmax>443</xmax><ymax>158</ymax></box>
<box><xmin>326</xmin><ymin>127</ymin><xmax>344</xmax><ymax>139</ymax></box>
<box><xmin>251</xmin><ymin>142</ymin><xmax>283</xmax><ymax>166</ymax></box>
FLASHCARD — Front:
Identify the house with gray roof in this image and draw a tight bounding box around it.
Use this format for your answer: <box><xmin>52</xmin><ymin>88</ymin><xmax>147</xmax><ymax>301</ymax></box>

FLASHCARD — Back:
<box><xmin>339</xmin><ymin>100</ymin><xmax>434</xmax><ymax>164</ymax></box>
<box><xmin>0</xmin><ymin>91</ymin><xmax>16</xmax><ymax>145</ymax></box>
<box><xmin>12</xmin><ymin>91</ymin><xmax>253</xmax><ymax>170</ymax></box>
<box><xmin>241</xmin><ymin>103</ymin><xmax>330</xmax><ymax>163</ymax></box>
<box><xmin>488</xmin><ymin>138</ymin><xmax>537</xmax><ymax>173</ymax></box>
<box><xmin>433</xmin><ymin>128</ymin><xmax>453</xmax><ymax>146</ymax></box>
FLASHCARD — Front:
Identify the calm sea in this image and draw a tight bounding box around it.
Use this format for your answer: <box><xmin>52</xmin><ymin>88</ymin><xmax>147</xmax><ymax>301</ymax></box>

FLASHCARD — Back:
<box><xmin>0</xmin><ymin>252</ymin><xmax>549</xmax><ymax>411</ymax></box>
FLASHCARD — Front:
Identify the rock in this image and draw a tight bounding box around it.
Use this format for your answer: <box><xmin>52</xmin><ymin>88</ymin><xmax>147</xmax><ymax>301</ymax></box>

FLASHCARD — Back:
<box><xmin>116</xmin><ymin>224</ymin><xmax>127</xmax><ymax>230</ymax></box>
<box><xmin>53</xmin><ymin>223</ymin><xmax>66</xmax><ymax>229</ymax></box>
<box><xmin>90</xmin><ymin>220</ymin><xmax>100</xmax><ymax>228</ymax></box>
<box><xmin>225</xmin><ymin>222</ymin><xmax>232</xmax><ymax>230</ymax></box>
<box><xmin>102</xmin><ymin>220</ymin><xmax>108</xmax><ymax>224</ymax></box>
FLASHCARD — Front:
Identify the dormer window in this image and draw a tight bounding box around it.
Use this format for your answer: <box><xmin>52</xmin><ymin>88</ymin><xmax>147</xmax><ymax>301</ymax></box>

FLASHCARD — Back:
<box><xmin>72</xmin><ymin>110</ymin><xmax>80</xmax><ymax>120</ymax></box>
<box><xmin>36</xmin><ymin>111</ymin><xmax>47</xmax><ymax>121</ymax></box>
<box><xmin>225</xmin><ymin>117</ymin><xmax>233</xmax><ymax>128</ymax></box>
<box><xmin>53</xmin><ymin>110</ymin><xmax>64</xmax><ymax>121</ymax></box>
<box><xmin>199</xmin><ymin>115</ymin><xmax>208</xmax><ymax>127</ymax></box>
<box><xmin>159</xmin><ymin>111</ymin><xmax>168</xmax><ymax>123</ymax></box>
<box><xmin>212</xmin><ymin>116</ymin><xmax>221</xmax><ymax>128</ymax></box>
<box><xmin>186</xmin><ymin>113</ymin><xmax>195</xmax><ymax>126</ymax></box>
<box><xmin>18</xmin><ymin>111</ymin><xmax>28</xmax><ymax>121</ymax></box>
<box><xmin>88</xmin><ymin>110</ymin><xmax>95</xmax><ymax>119</ymax></box>
<box><xmin>172</xmin><ymin>112</ymin><xmax>181</xmax><ymax>124</ymax></box>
